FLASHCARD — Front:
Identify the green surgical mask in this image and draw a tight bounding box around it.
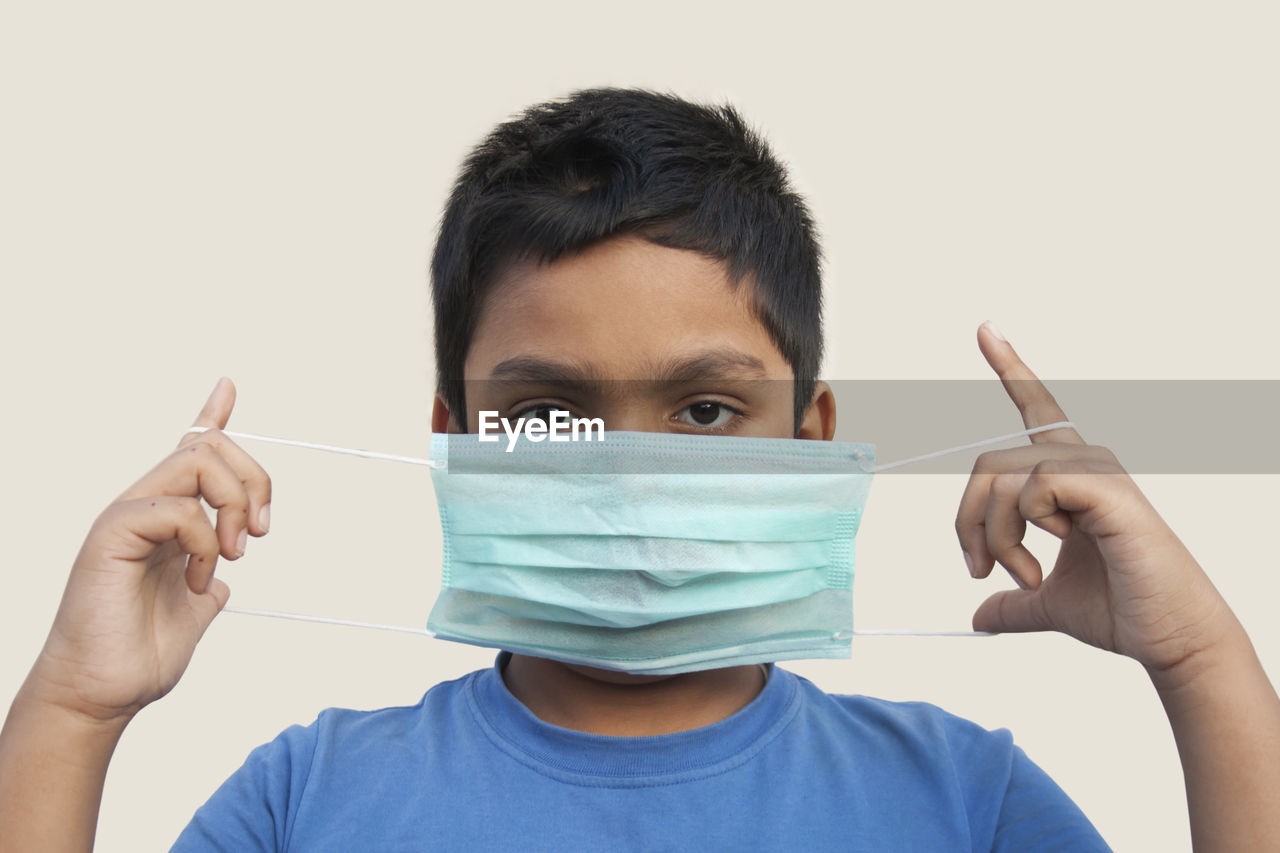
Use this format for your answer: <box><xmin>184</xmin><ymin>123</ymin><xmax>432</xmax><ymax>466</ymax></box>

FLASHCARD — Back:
<box><xmin>426</xmin><ymin>431</ymin><xmax>875</xmax><ymax>674</ymax></box>
<box><xmin>190</xmin><ymin>420</ymin><xmax>1073</xmax><ymax>668</ymax></box>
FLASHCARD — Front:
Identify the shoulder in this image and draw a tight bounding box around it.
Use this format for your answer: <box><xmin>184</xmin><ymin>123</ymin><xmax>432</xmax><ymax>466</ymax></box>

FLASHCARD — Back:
<box><xmin>782</xmin><ymin>673</ymin><xmax>1110</xmax><ymax>850</ymax></box>
<box><xmin>220</xmin><ymin>668</ymin><xmax>479</xmax><ymax>779</ymax></box>
<box><xmin>172</xmin><ymin>670</ymin><xmax>485</xmax><ymax>851</ymax></box>
<box><xmin>790</xmin><ymin>671</ymin><xmax>1015</xmax><ymax>757</ymax></box>
<box><xmin>289</xmin><ymin>669</ymin><xmax>479</xmax><ymax>758</ymax></box>
<box><xmin>782</xmin><ymin>673</ymin><xmax>1025</xmax><ymax>805</ymax></box>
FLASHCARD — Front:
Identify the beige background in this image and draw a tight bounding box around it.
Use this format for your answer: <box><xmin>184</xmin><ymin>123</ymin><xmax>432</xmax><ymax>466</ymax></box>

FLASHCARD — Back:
<box><xmin>2</xmin><ymin>2</ymin><xmax>1277</xmax><ymax>850</ymax></box>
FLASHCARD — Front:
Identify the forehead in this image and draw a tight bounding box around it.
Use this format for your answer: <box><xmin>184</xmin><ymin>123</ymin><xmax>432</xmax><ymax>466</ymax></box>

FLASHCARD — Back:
<box><xmin>465</xmin><ymin>235</ymin><xmax>793</xmax><ymax>381</ymax></box>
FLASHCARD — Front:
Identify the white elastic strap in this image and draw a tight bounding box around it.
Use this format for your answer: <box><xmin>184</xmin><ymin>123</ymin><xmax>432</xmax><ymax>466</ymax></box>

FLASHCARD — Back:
<box><xmin>184</xmin><ymin>426</ymin><xmax>444</xmax><ymax>469</ymax></box>
<box><xmin>217</xmin><ymin>609</ymin><xmax>990</xmax><ymax>639</ymax></box>
<box><xmin>870</xmin><ymin>421</ymin><xmax>1076</xmax><ymax>472</ymax></box>
<box><xmin>193</xmin><ymin>422</ymin><xmax>1078</xmax><ymax>640</ymax></box>
<box><xmin>220</xmin><ymin>606</ymin><xmax>436</xmax><ymax>637</ymax></box>
<box><xmin>218</xmin><ymin>607</ymin><xmax>985</xmax><ymax>639</ymax></box>
<box><xmin>851</xmin><ymin>629</ymin><xmax>994</xmax><ymax>637</ymax></box>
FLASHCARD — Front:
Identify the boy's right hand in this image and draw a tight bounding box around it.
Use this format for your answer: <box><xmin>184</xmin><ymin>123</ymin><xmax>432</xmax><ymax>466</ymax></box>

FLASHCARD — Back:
<box><xmin>26</xmin><ymin>377</ymin><xmax>271</xmax><ymax>725</ymax></box>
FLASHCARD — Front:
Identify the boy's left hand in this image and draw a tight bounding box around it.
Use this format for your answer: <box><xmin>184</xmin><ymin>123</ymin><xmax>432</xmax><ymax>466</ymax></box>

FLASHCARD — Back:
<box><xmin>956</xmin><ymin>323</ymin><xmax>1239</xmax><ymax>686</ymax></box>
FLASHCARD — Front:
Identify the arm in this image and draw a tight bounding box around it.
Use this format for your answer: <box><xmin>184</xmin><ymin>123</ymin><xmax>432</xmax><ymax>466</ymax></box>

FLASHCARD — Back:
<box><xmin>956</xmin><ymin>322</ymin><xmax>1280</xmax><ymax>851</ymax></box>
<box><xmin>1150</xmin><ymin>618</ymin><xmax>1280</xmax><ymax>850</ymax></box>
<box><xmin>0</xmin><ymin>687</ymin><xmax>128</xmax><ymax>850</ymax></box>
<box><xmin>0</xmin><ymin>378</ymin><xmax>271</xmax><ymax>851</ymax></box>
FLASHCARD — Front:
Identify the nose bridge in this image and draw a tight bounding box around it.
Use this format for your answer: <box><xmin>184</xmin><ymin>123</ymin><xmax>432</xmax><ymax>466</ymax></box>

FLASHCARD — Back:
<box><xmin>597</xmin><ymin>380</ymin><xmax>671</xmax><ymax>433</ymax></box>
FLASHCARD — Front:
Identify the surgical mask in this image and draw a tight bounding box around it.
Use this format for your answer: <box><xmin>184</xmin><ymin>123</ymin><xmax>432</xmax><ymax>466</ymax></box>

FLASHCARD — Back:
<box><xmin>189</xmin><ymin>419</ymin><xmax>1072</xmax><ymax>673</ymax></box>
<box><xmin>425</xmin><ymin>431</ymin><xmax>874</xmax><ymax>675</ymax></box>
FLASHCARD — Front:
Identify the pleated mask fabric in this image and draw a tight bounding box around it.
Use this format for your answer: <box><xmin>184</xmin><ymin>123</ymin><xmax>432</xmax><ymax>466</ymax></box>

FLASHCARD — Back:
<box><xmin>426</xmin><ymin>431</ymin><xmax>876</xmax><ymax>675</ymax></box>
<box><xmin>185</xmin><ymin>420</ymin><xmax>1075</xmax><ymax>653</ymax></box>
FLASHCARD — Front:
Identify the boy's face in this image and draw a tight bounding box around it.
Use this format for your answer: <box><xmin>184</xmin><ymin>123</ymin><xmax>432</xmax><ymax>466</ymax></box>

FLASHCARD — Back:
<box><xmin>431</xmin><ymin>234</ymin><xmax>835</xmax><ymax>440</ymax></box>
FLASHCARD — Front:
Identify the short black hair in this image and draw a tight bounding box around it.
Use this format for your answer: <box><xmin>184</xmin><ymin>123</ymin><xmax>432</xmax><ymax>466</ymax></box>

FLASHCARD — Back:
<box><xmin>431</xmin><ymin>88</ymin><xmax>823</xmax><ymax>430</ymax></box>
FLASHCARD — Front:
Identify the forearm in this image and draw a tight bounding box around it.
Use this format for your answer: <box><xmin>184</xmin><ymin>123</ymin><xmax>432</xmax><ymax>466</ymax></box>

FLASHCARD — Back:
<box><xmin>1151</xmin><ymin>620</ymin><xmax>1280</xmax><ymax>852</ymax></box>
<box><xmin>0</xmin><ymin>672</ymin><xmax>129</xmax><ymax>852</ymax></box>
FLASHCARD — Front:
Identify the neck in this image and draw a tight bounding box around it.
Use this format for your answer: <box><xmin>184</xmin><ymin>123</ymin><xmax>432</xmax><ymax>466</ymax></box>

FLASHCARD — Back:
<box><xmin>501</xmin><ymin>654</ymin><xmax>767</xmax><ymax>736</ymax></box>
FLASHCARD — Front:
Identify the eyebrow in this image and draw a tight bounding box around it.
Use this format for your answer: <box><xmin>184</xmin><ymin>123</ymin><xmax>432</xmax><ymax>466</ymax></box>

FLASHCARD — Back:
<box><xmin>656</xmin><ymin>351</ymin><xmax>769</xmax><ymax>382</ymax></box>
<box><xmin>486</xmin><ymin>350</ymin><xmax>770</xmax><ymax>385</ymax></box>
<box><xmin>487</xmin><ymin>356</ymin><xmax>599</xmax><ymax>392</ymax></box>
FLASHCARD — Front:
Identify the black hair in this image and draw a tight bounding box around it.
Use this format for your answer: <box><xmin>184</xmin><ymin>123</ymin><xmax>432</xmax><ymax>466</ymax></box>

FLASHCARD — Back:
<box><xmin>430</xmin><ymin>87</ymin><xmax>823</xmax><ymax>430</ymax></box>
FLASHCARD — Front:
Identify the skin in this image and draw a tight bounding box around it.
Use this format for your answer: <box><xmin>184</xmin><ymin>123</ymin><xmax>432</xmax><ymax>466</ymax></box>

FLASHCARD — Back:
<box><xmin>440</xmin><ymin>236</ymin><xmax>835</xmax><ymax>734</ymax></box>
<box><xmin>1</xmin><ymin>234</ymin><xmax>1277</xmax><ymax>849</ymax></box>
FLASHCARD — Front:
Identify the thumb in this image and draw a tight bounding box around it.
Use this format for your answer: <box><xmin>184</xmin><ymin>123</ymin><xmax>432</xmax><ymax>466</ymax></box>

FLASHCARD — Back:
<box><xmin>188</xmin><ymin>578</ymin><xmax>231</xmax><ymax>634</ymax></box>
<box><xmin>973</xmin><ymin>588</ymin><xmax>1052</xmax><ymax>634</ymax></box>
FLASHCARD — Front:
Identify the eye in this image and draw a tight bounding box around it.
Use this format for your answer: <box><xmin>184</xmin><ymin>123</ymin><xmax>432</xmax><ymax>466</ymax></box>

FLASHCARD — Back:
<box><xmin>675</xmin><ymin>401</ymin><xmax>739</xmax><ymax>429</ymax></box>
<box><xmin>512</xmin><ymin>403</ymin><xmax>574</xmax><ymax>426</ymax></box>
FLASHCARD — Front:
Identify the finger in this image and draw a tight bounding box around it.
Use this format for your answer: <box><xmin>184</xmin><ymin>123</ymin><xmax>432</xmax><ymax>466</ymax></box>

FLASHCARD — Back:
<box><xmin>954</xmin><ymin>443</ymin><xmax>1085</xmax><ymax>579</ymax></box>
<box><xmin>984</xmin><ymin>470</ymin><xmax>1043</xmax><ymax>590</ymax></box>
<box><xmin>178</xmin><ymin>429</ymin><xmax>272</xmax><ymax>537</ymax></box>
<box><xmin>1026</xmin><ymin>505</ymin><xmax>1073</xmax><ymax>540</ymax></box>
<box><xmin>1020</xmin><ymin>455</ymin><xmax>1137</xmax><ymax>541</ymax></box>
<box><xmin>190</xmin><ymin>577</ymin><xmax>231</xmax><ymax>623</ymax></box>
<box><xmin>972</xmin><ymin>588</ymin><xmax>1052</xmax><ymax>634</ymax></box>
<box><xmin>179</xmin><ymin>378</ymin><xmax>270</xmax><ymax>537</ymax></box>
<box><xmin>181</xmin><ymin>377</ymin><xmax>237</xmax><ymax>447</ymax></box>
<box><xmin>94</xmin><ymin>496</ymin><xmax>221</xmax><ymax>593</ymax></box>
<box><xmin>955</xmin><ymin>467</ymin><xmax>997</xmax><ymax>579</ymax></box>
<box><xmin>179</xmin><ymin>573</ymin><xmax>231</xmax><ymax>640</ymax></box>
<box><xmin>121</xmin><ymin>441</ymin><xmax>252</xmax><ymax>559</ymax></box>
<box><xmin>208</xmin><ymin>577</ymin><xmax>230</xmax><ymax>610</ymax></box>
<box><xmin>976</xmin><ymin>322</ymin><xmax>1084</xmax><ymax>445</ymax></box>
<box><xmin>1017</xmin><ymin>467</ymin><xmax>1075</xmax><ymax>540</ymax></box>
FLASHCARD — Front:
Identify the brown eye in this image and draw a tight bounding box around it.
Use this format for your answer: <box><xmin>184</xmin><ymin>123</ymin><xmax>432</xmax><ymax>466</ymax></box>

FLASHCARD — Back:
<box><xmin>675</xmin><ymin>402</ymin><xmax>737</xmax><ymax>429</ymax></box>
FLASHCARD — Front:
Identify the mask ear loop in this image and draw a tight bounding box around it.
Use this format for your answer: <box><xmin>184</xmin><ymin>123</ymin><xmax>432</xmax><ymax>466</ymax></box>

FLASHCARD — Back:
<box><xmin>864</xmin><ymin>421</ymin><xmax>1075</xmax><ymax>473</ymax></box>
<box><xmin>217</xmin><ymin>606</ymin><xmax>438</xmax><ymax>637</ymax></box>
<box><xmin>183</xmin><ymin>426</ymin><xmax>442</xmax><ymax>634</ymax></box>
<box><xmin>846</xmin><ymin>419</ymin><xmax>1075</xmax><ymax>636</ymax></box>
<box><xmin>183</xmin><ymin>427</ymin><xmax>445</xmax><ymax>469</ymax></box>
<box><xmin>182</xmin><ymin>422</ymin><xmax>1073</xmax><ymax>641</ymax></box>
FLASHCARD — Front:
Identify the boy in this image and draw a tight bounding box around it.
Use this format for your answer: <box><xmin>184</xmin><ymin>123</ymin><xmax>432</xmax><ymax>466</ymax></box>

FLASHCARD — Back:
<box><xmin>2</xmin><ymin>89</ymin><xmax>1277</xmax><ymax>850</ymax></box>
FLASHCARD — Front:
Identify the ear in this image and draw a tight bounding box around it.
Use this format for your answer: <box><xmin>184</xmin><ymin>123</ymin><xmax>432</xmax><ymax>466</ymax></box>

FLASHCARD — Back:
<box><xmin>431</xmin><ymin>393</ymin><xmax>465</xmax><ymax>433</ymax></box>
<box><xmin>797</xmin><ymin>381</ymin><xmax>836</xmax><ymax>441</ymax></box>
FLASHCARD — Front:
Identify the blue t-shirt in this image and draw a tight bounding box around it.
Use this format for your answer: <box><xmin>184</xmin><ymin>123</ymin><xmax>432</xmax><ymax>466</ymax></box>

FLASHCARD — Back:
<box><xmin>173</xmin><ymin>654</ymin><xmax>1109</xmax><ymax>851</ymax></box>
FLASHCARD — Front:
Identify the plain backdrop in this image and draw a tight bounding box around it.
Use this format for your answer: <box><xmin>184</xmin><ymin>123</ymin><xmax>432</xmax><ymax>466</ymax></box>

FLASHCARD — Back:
<box><xmin>2</xmin><ymin>2</ymin><xmax>1277</xmax><ymax>850</ymax></box>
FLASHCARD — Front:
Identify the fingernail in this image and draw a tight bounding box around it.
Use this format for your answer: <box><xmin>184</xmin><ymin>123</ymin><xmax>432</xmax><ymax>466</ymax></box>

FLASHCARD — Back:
<box><xmin>236</xmin><ymin>528</ymin><xmax>248</xmax><ymax>557</ymax></box>
<box><xmin>981</xmin><ymin>320</ymin><xmax>1007</xmax><ymax>342</ymax></box>
<box><xmin>258</xmin><ymin>503</ymin><xmax>271</xmax><ymax>533</ymax></box>
<box><xmin>963</xmin><ymin>551</ymin><xmax>976</xmax><ymax>577</ymax></box>
<box><xmin>203</xmin><ymin>568</ymin><xmax>216</xmax><ymax>595</ymax></box>
<box><xmin>1006</xmin><ymin>567</ymin><xmax>1030</xmax><ymax>590</ymax></box>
